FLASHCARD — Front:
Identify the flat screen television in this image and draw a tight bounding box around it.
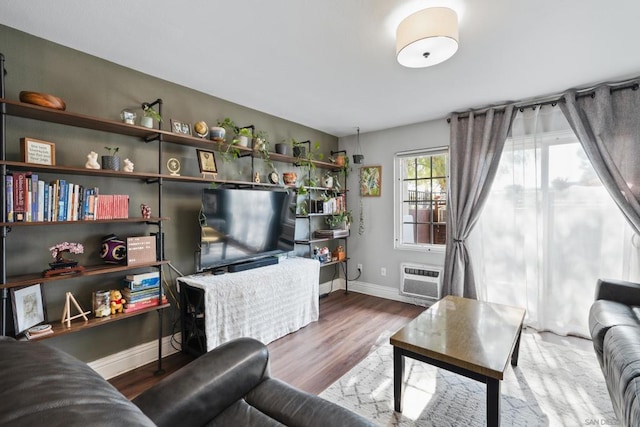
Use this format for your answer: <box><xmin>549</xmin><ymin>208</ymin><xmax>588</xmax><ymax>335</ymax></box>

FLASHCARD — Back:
<box><xmin>197</xmin><ymin>188</ymin><xmax>296</xmax><ymax>272</ymax></box>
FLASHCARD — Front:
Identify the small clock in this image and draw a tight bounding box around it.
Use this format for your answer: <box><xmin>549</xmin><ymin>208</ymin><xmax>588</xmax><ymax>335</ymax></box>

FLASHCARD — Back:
<box><xmin>167</xmin><ymin>157</ymin><xmax>181</xmax><ymax>176</ymax></box>
<box><xmin>268</xmin><ymin>171</ymin><xmax>279</xmax><ymax>184</ymax></box>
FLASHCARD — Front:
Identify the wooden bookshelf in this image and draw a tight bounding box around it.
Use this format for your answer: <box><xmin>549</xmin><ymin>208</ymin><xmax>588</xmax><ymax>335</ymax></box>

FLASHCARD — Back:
<box><xmin>0</xmin><ymin>260</ymin><xmax>170</xmax><ymax>289</ymax></box>
<box><xmin>27</xmin><ymin>303</ymin><xmax>171</xmax><ymax>341</ymax></box>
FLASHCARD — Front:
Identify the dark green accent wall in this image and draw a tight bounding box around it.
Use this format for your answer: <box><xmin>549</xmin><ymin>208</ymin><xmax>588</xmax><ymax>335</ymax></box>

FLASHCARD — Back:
<box><xmin>0</xmin><ymin>24</ymin><xmax>338</xmax><ymax>362</ymax></box>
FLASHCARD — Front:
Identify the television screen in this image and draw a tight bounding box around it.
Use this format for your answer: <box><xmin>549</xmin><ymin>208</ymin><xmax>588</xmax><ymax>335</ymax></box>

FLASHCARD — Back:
<box><xmin>198</xmin><ymin>188</ymin><xmax>296</xmax><ymax>271</ymax></box>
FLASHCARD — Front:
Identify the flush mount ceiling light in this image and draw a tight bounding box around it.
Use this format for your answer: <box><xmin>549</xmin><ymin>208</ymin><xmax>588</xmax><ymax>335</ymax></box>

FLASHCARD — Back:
<box><xmin>396</xmin><ymin>7</ymin><xmax>459</xmax><ymax>68</ymax></box>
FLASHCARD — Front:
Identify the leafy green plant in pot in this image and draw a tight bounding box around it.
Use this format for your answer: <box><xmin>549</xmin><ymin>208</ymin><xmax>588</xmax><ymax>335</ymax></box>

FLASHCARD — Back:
<box><xmin>296</xmin><ymin>141</ymin><xmax>324</xmax><ymax>179</ymax></box>
<box><xmin>140</xmin><ymin>104</ymin><xmax>162</xmax><ymax>129</ymax></box>
<box><xmin>102</xmin><ymin>146</ymin><xmax>121</xmax><ymax>171</ymax></box>
<box><xmin>325</xmin><ymin>210</ymin><xmax>353</xmax><ymax>230</ymax></box>
<box><xmin>216</xmin><ymin>117</ymin><xmax>242</xmax><ymax>161</ymax></box>
<box><xmin>254</xmin><ymin>130</ymin><xmax>276</xmax><ymax>172</ymax></box>
<box><xmin>236</xmin><ymin>127</ymin><xmax>252</xmax><ymax>147</ymax></box>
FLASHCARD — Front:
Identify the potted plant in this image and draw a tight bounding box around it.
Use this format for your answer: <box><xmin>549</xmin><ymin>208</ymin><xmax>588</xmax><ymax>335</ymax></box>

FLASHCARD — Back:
<box><xmin>254</xmin><ymin>130</ymin><xmax>276</xmax><ymax>172</ymax></box>
<box><xmin>292</xmin><ymin>138</ymin><xmax>307</xmax><ymax>158</ymax></box>
<box><xmin>275</xmin><ymin>139</ymin><xmax>289</xmax><ymax>155</ymax></box>
<box><xmin>140</xmin><ymin>104</ymin><xmax>162</xmax><ymax>129</ymax></box>
<box><xmin>216</xmin><ymin>118</ymin><xmax>243</xmax><ymax>161</ymax></box>
<box><xmin>102</xmin><ymin>146</ymin><xmax>121</xmax><ymax>171</ymax></box>
<box><xmin>296</xmin><ymin>141</ymin><xmax>324</xmax><ymax>178</ymax></box>
<box><xmin>325</xmin><ymin>210</ymin><xmax>353</xmax><ymax>230</ymax></box>
<box><xmin>236</xmin><ymin>127</ymin><xmax>252</xmax><ymax>147</ymax></box>
<box><xmin>331</xmin><ymin>152</ymin><xmax>350</xmax><ymax>178</ymax></box>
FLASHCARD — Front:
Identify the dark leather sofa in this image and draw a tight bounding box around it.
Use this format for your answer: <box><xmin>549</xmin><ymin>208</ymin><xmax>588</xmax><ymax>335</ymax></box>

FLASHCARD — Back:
<box><xmin>589</xmin><ymin>278</ymin><xmax>640</xmax><ymax>427</ymax></box>
<box><xmin>0</xmin><ymin>336</ymin><xmax>373</xmax><ymax>426</ymax></box>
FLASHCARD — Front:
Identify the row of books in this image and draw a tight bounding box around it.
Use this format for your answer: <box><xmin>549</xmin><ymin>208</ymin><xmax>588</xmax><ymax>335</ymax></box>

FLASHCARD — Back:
<box><xmin>310</xmin><ymin>194</ymin><xmax>346</xmax><ymax>215</ymax></box>
<box><xmin>122</xmin><ymin>272</ymin><xmax>166</xmax><ymax>313</ymax></box>
<box><xmin>5</xmin><ymin>171</ymin><xmax>129</xmax><ymax>222</ymax></box>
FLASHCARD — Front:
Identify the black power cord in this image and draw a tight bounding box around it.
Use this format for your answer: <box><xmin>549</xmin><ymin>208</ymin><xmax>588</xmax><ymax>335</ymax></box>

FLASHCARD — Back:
<box><xmin>319</xmin><ymin>263</ymin><xmax>362</xmax><ymax>298</ymax></box>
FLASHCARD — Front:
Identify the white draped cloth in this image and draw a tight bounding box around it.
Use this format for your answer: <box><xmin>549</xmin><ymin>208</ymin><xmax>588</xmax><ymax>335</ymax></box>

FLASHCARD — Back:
<box><xmin>178</xmin><ymin>257</ymin><xmax>320</xmax><ymax>350</ymax></box>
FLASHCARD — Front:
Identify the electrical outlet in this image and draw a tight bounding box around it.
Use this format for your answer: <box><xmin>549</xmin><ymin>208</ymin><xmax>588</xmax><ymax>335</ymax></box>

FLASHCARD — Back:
<box><xmin>357</xmin><ymin>263</ymin><xmax>363</xmax><ymax>272</ymax></box>
<box><xmin>381</xmin><ymin>267</ymin><xmax>387</xmax><ymax>276</ymax></box>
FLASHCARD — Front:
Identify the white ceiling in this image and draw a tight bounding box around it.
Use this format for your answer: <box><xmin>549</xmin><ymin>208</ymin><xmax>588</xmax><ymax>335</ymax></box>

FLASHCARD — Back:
<box><xmin>1</xmin><ymin>0</ymin><xmax>640</xmax><ymax>137</ymax></box>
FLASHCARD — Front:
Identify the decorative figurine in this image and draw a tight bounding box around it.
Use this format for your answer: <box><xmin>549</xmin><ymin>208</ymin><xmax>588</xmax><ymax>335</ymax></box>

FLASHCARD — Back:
<box><xmin>140</xmin><ymin>204</ymin><xmax>151</xmax><ymax>219</ymax></box>
<box><xmin>43</xmin><ymin>242</ymin><xmax>85</xmax><ymax>277</ymax></box>
<box><xmin>254</xmin><ymin>172</ymin><xmax>261</xmax><ymax>183</ymax></box>
<box><xmin>167</xmin><ymin>157</ymin><xmax>181</xmax><ymax>176</ymax></box>
<box><xmin>123</xmin><ymin>158</ymin><xmax>134</xmax><ymax>172</ymax></box>
<box><xmin>110</xmin><ymin>289</ymin><xmax>125</xmax><ymax>315</ymax></box>
<box><xmin>85</xmin><ymin>151</ymin><xmax>101</xmax><ymax>169</ymax></box>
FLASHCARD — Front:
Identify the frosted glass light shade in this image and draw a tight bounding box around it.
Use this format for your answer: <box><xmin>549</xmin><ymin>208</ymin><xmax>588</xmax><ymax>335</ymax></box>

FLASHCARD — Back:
<box><xmin>396</xmin><ymin>7</ymin><xmax>459</xmax><ymax>68</ymax></box>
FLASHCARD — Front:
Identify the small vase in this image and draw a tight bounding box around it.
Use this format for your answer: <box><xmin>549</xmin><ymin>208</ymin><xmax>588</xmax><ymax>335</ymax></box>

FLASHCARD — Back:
<box><xmin>237</xmin><ymin>135</ymin><xmax>250</xmax><ymax>147</ymax></box>
<box><xmin>102</xmin><ymin>155</ymin><xmax>121</xmax><ymax>171</ymax></box>
<box><xmin>140</xmin><ymin>116</ymin><xmax>153</xmax><ymax>128</ymax></box>
<box><xmin>209</xmin><ymin>126</ymin><xmax>226</xmax><ymax>141</ymax></box>
<box><xmin>275</xmin><ymin>143</ymin><xmax>288</xmax><ymax>155</ymax></box>
<box><xmin>293</xmin><ymin>146</ymin><xmax>306</xmax><ymax>158</ymax></box>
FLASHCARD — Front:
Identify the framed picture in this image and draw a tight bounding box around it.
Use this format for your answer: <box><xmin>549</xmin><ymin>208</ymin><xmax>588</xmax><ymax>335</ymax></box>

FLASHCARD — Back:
<box><xmin>197</xmin><ymin>149</ymin><xmax>218</xmax><ymax>174</ymax></box>
<box><xmin>170</xmin><ymin>119</ymin><xmax>192</xmax><ymax>136</ymax></box>
<box><xmin>20</xmin><ymin>137</ymin><xmax>56</xmax><ymax>165</ymax></box>
<box><xmin>11</xmin><ymin>284</ymin><xmax>46</xmax><ymax>335</ymax></box>
<box><xmin>360</xmin><ymin>165</ymin><xmax>382</xmax><ymax>197</ymax></box>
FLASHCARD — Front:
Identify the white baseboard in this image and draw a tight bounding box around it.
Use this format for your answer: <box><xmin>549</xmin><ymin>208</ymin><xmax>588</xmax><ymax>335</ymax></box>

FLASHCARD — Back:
<box><xmin>89</xmin><ymin>281</ymin><xmax>427</xmax><ymax>379</ymax></box>
<box><xmin>339</xmin><ymin>280</ymin><xmax>433</xmax><ymax>307</ymax></box>
<box><xmin>88</xmin><ymin>334</ymin><xmax>180</xmax><ymax>379</ymax></box>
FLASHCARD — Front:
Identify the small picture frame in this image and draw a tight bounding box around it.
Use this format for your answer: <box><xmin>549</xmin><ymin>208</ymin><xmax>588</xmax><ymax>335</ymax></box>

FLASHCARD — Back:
<box><xmin>11</xmin><ymin>283</ymin><xmax>46</xmax><ymax>335</ymax></box>
<box><xmin>196</xmin><ymin>149</ymin><xmax>218</xmax><ymax>178</ymax></box>
<box><xmin>170</xmin><ymin>119</ymin><xmax>192</xmax><ymax>136</ymax></box>
<box><xmin>360</xmin><ymin>165</ymin><xmax>382</xmax><ymax>197</ymax></box>
<box><xmin>20</xmin><ymin>137</ymin><xmax>56</xmax><ymax>166</ymax></box>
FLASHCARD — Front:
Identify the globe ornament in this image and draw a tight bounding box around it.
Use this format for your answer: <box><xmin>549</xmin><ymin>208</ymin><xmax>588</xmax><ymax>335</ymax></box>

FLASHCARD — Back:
<box><xmin>100</xmin><ymin>234</ymin><xmax>127</xmax><ymax>264</ymax></box>
<box><xmin>194</xmin><ymin>121</ymin><xmax>209</xmax><ymax>138</ymax></box>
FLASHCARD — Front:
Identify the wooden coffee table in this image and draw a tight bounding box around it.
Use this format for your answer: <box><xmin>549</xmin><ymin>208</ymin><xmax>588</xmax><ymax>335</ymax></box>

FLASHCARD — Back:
<box><xmin>390</xmin><ymin>296</ymin><xmax>525</xmax><ymax>427</ymax></box>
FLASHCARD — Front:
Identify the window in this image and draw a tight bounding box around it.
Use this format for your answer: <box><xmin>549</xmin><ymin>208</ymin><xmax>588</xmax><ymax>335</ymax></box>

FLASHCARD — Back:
<box><xmin>394</xmin><ymin>149</ymin><xmax>448</xmax><ymax>250</ymax></box>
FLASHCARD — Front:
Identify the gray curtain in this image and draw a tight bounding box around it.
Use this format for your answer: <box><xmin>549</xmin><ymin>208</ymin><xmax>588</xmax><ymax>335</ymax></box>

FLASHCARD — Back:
<box><xmin>560</xmin><ymin>82</ymin><xmax>640</xmax><ymax>234</ymax></box>
<box><xmin>443</xmin><ymin>105</ymin><xmax>516</xmax><ymax>298</ymax></box>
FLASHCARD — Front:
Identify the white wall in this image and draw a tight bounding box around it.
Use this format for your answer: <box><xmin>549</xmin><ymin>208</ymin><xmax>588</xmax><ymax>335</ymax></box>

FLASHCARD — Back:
<box><xmin>339</xmin><ymin>119</ymin><xmax>449</xmax><ymax>296</ymax></box>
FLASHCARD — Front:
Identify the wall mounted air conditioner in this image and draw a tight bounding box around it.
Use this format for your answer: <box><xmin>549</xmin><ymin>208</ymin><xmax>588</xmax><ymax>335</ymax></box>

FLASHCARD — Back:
<box><xmin>400</xmin><ymin>263</ymin><xmax>443</xmax><ymax>301</ymax></box>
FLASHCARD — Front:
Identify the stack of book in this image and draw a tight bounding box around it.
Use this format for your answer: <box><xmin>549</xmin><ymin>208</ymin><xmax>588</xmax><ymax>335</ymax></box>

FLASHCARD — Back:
<box><xmin>25</xmin><ymin>324</ymin><xmax>53</xmax><ymax>339</ymax></box>
<box><xmin>314</xmin><ymin>228</ymin><xmax>349</xmax><ymax>239</ymax></box>
<box><xmin>122</xmin><ymin>272</ymin><xmax>167</xmax><ymax>313</ymax></box>
<box><xmin>5</xmin><ymin>171</ymin><xmax>129</xmax><ymax>223</ymax></box>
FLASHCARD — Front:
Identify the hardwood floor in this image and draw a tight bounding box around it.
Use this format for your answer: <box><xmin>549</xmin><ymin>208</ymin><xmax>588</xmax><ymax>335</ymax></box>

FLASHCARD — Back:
<box><xmin>109</xmin><ymin>291</ymin><xmax>425</xmax><ymax>399</ymax></box>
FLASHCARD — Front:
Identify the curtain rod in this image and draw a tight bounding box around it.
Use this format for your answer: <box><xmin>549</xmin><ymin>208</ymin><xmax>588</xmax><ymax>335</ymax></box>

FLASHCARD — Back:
<box><xmin>447</xmin><ymin>79</ymin><xmax>640</xmax><ymax>123</ymax></box>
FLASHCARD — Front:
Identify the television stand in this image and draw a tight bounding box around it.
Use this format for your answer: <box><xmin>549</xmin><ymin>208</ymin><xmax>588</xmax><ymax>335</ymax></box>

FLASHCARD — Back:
<box><xmin>179</xmin><ymin>257</ymin><xmax>320</xmax><ymax>355</ymax></box>
<box><xmin>228</xmin><ymin>256</ymin><xmax>278</xmax><ymax>273</ymax></box>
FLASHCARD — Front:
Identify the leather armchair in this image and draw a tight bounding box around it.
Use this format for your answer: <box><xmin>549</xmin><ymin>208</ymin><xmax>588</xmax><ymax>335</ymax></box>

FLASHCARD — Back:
<box><xmin>0</xmin><ymin>336</ymin><xmax>374</xmax><ymax>426</ymax></box>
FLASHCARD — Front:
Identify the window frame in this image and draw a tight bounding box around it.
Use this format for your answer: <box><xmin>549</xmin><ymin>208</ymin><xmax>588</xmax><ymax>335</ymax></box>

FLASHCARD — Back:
<box><xmin>393</xmin><ymin>147</ymin><xmax>449</xmax><ymax>253</ymax></box>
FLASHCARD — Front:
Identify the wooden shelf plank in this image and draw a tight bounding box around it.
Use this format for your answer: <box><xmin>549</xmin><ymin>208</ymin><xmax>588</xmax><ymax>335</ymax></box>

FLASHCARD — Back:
<box><xmin>1</xmin><ymin>260</ymin><xmax>170</xmax><ymax>289</ymax></box>
<box><xmin>0</xmin><ymin>160</ymin><xmax>162</xmax><ymax>180</ymax></box>
<box><xmin>320</xmin><ymin>259</ymin><xmax>349</xmax><ymax>268</ymax></box>
<box><xmin>28</xmin><ymin>303</ymin><xmax>171</xmax><ymax>341</ymax></box>
<box><xmin>1</xmin><ymin>98</ymin><xmax>342</xmax><ymax>172</ymax></box>
<box><xmin>0</xmin><ymin>217</ymin><xmax>168</xmax><ymax>227</ymax></box>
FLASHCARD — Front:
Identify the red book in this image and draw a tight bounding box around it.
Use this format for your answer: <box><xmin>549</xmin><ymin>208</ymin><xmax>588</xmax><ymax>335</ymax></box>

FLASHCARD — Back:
<box><xmin>12</xmin><ymin>172</ymin><xmax>30</xmax><ymax>222</ymax></box>
<box><xmin>124</xmin><ymin>296</ymin><xmax>168</xmax><ymax>313</ymax></box>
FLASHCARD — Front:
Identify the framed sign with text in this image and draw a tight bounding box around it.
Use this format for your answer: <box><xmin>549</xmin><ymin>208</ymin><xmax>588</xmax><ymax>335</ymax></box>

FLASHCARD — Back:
<box><xmin>20</xmin><ymin>137</ymin><xmax>56</xmax><ymax>166</ymax></box>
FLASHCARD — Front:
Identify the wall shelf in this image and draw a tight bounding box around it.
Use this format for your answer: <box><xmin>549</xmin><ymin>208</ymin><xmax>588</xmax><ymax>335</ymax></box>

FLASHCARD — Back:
<box><xmin>0</xmin><ymin>260</ymin><xmax>170</xmax><ymax>289</ymax></box>
<box><xmin>28</xmin><ymin>303</ymin><xmax>171</xmax><ymax>341</ymax></box>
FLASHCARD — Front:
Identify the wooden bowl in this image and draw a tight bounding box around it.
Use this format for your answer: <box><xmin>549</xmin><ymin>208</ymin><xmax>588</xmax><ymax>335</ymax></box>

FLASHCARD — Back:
<box><xmin>19</xmin><ymin>91</ymin><xmax>66</xmax><ymax>110</ymax></box>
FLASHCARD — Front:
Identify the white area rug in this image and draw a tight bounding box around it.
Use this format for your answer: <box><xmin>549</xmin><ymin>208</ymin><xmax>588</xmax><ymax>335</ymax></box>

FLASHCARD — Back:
<box><xmin>320</xmin><ymin>331</ymin><xmax>616</xmax><ymax>426</ymax></box>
